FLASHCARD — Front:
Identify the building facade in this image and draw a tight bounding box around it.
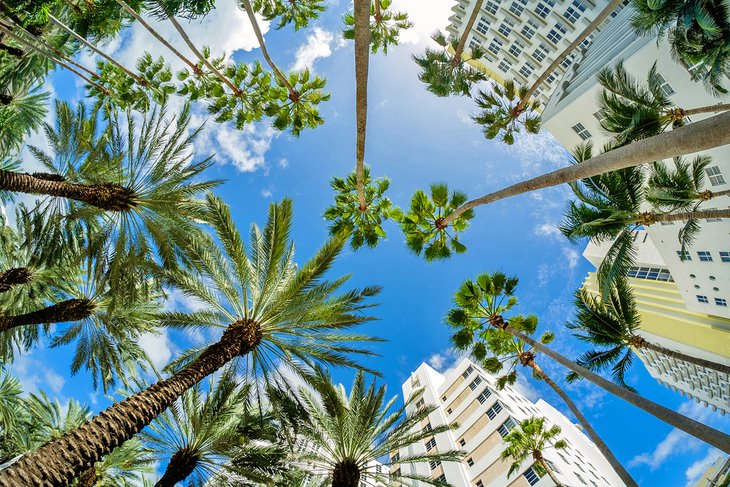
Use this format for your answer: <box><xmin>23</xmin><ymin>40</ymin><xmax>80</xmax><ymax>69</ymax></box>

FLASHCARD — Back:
<box><xmin>445</xmin><ymin>0</ymin><xmax>621</xmax><ymax>108</ymax></box>
<box><xmin>691</xmin><ymin>455</ymin><xmax>730</xmax><ymax>487</ymax></box>
<box><xmin>392</xmin><ymin>359</ymin><xmax>628</xmax><ymax>487</ymax></box>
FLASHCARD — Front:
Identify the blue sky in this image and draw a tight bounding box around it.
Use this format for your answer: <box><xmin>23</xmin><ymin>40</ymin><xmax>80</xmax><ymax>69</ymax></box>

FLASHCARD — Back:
<box><xmin>7</xmin><ymin>0</ymin><xmax>729</xmax><ymax>485</ymax></box>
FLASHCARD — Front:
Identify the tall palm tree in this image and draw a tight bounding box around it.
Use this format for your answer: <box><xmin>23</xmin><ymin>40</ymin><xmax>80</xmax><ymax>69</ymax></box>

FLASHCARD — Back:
<box><xmin>631</xmin><ymin>0</ymin><xmax>730</xmax><ymax>94</ymax></box>
<box><xmin>568</xmin><ymin>279</ymin><xmax>730</xmax><ymax>390</ymax></box>
<box><xmin>597</xmin><ymin>61</ymin><xmax>730</xmax><ymax>146</ymax></box>
<box><xmin>354</xmin><ymin>0</ymin><xmax>371</xmax><ymax>212</ymax></box>
<box><xmin>0</xmin><ymin>195</ymin><xmax>382</xmax><ymax>486</ymax></box>
<box><xmin>252</xmin><ymin>0</ymin><xmax>325</xmax><ymax>30</ymax></box>
<box><xmin>343</xmin><ymin>0</ymin><xmax>412</xmax><ymax>54</ymax></box>
<box><xmin>0</xmin><ymin>82</ymin><xmax>48</xmax><ymax>159</ymax></box>
<box><xmin>500</xmin><ymin>417</ymin><xmax>567</xmax><ymax>486</ymax></box>
<box><xmin>413</xmin><ymin>32</ymin><xmax>487</xmax><ymax>97</ymax></box>
<box><xmin>447</xmin><ymin>272</ymin><xmax>638</xmax><ymax>487</ymax></box>
<box><xmin>296</xmin><ymin>367</ymin><xmax>462</xmax><ymax>487</ymax></box>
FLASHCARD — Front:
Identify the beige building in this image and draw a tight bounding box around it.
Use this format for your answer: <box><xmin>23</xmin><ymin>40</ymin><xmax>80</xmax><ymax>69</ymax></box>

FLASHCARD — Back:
<box><xmin>691</xmin><ymin>455</ymin><xmax>730</xmax><ymax>487</ymax></box>
<box><xmin>391</xmin><ymin>359</ymin><xmax>629</xmax><ymax>487</ymax></box>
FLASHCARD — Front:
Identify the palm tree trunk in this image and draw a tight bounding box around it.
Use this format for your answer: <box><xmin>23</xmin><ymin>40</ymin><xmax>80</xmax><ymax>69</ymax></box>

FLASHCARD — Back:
<box><xmin>529</xmin><ymin>362</ymin><xmax>639</xmax><ymax>487</ymax></box>
<box><xmin>373</xmin><ymin>0</ymin><xmax>382</xmax><ymax>23</ymax></box>
<box><xmin>681</xmin><ymin>103</ymin><xmax>730</xmax><ymax>117</ymax></box>
<box><xmin>332</xmin><ymin>459</ymin><xmax>361</xmax><ymax>487</ymax></box>
<box><xmin>76</xmin><ymin>467</ymin><xmax>97</xmax><ymax>487</ymax></box>
<box><xmin>518</xmin><ymin>0</ymin><xmax>624</xmax><ymax>111</ymax></box>
<box><xmin>452</xmin><ymin>0</ymin><xmax>485</xmax><ymax>65</ymax></box>
<box><xmin>354</xmin><ymin>0</ymin><xmax>370</xmax><ymax>210</ymax></box>
<box><xmin>46</xmin><ymin>14</ymin><xmax>148</xmax><ymax>87</ymax></box>
<box><xmin>0</xmin><ymin>170</ymin><xmax>135</xmax><ymax>211</ymax></box>
<box><xmin>438</xmin><ymin>110</ymin><xmax>730</xmax><ymax>227</ymax></box>
<box><xmin>633</xmin><ymin>338</ymin><xmax>730</xmax><ymax>376</ymax></box>
<box><xmin>0</xmin><ymin>267</ymin><xmax>32</xmax><ymax>293</ymax></box>
<box><xmin>112</xmin><ymin>0</ymin><xmax>203</xmax><ymax>75</ymax></box>
<box><xmin>239</xmin><ymin>0</ymin><xmax>297</xmax><ymax>97</ymax></box>
<box><xmin>0</xmin><ymin>298</ymin><xmax>95</xmax><ymax>333</ymax></box>
<box><xmin>537</xmin><ymin>458</ymin><xmax>562</xmax><ymax>486</ymax></box>
<box><xmin>638</xmin><ymin>208</ymin><xmax>730</xmax><ymax>224</ymax></box>
<box><xmin>0</xmin><ymin>320</ymin><xmax>263</xmax><ymax>487</ymax></box>
<box><xmin>154</xmin><ymin>449</ymin><xmax>199</xmax><ymax>487</ymax></box>
<box><xmin>494</xmin><ymin>319</ymin><xmax>730</xmax><ymax>454</ymax></box>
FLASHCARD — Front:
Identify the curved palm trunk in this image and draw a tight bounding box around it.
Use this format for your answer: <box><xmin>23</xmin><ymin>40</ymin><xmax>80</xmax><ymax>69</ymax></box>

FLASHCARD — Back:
<box><xmin>354</xmin><ymin>0</ymin><xmax>370</xmax><ymax>210</ymax></box>
<box><xmin>529</xmin><ymin>361</ymin><xmax>638</xmax><ymax>487</ymax></box>
<box><xmin>493</xmin><ymin>318</ymin><xmax>730</xmax><ymax>454</ymax></box>
<box><xmin>0</xmin><ymin>267</ymin><xmax>33</xmax><ymax>293</ymax></box>
<box><xmin>76</xmin><ymin>467</ymin><xmax>97</xmax><ymax>487</ymax></box>
<box><xmin>636</xmin><ymin>208</ymin><xmax>730</xmax><ymax>224</ymax></box>
<box><xmin>0</xmin><ymin>320</ymin><xmax>262</xmax><ymax>487</ymax></box>
<box><xmin>332</xmin><ymin>459</ymin><xmax>361</xmax><ymax>487</ymax></box>
<box><xmin>452</xmin><ymin>0</ymin><xmax>485</xmax><ymax>64</ymax></box>
<box><xmin>518</xmin><ymin>0</ymin><xmax>623</xmax><ymax>110</ymax></box>
<box><xmin>681</xmin><ymin>103</ymin><xmax>730</xmax><ymax>117</ymax></box>
<box><xmin>632</xmin><ymin>337</ymin><xmax>730</xmax><ymax>376</ymax></box>
<box><xmin>154</xmin><ymin>448</ymin><xmax>199</xmax><ymax>487</ymax></box>
<box><xmin>0</xmin><ymin>298</ymin><xmax>95</xmax><ymax>333</ymax></box>
<box><xmin>439</xmin><ymin>111</ymin><xmax>730</xmax><ymax>226</ymax></box>
<box><xmin>537</xmin><ymin>457</ymin><xmax>562</xmax><ymax>486</ymax></box>
<box><xmin>240</xmin><ymin>0</ymin><xmax>296</xmax><ymax>97</ymax></box>
<box><xmin>113</xmin><ymin>0</ymin><xmax>202</xmax><ymax>75</ymax></box>
<box><xmin>0</xmin><ymin>170</ymin><xmax>135</xmax><ymax>211</ymax></box>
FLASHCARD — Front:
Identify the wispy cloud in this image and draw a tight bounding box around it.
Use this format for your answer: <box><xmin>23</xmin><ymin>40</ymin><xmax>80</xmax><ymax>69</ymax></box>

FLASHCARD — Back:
<box><xmin>684</xmin><ymin>449</ymin><xmax>723</xmax><ymax>487</ymax></box>
<box><xmin>291</xmin><ymin>27</ymin><xmax>335</xmax><ymax>71</ymax></box>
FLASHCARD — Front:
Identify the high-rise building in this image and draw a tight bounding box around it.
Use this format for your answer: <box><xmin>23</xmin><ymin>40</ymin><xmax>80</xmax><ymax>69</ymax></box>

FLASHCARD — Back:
<box><xmin>391</xmin><ymin>359</ymin><xmax>629</xmax><ymax>487</ymax></box>
<box><xmin>445</xmin><ymin>0</ymin><xmax>621</xmax><ymax>108</ymax></box>
<box><xmin>583</xmin><ymin>231</ymin><xmax>730</xmax><ymax>414</ymax></box>
<box><xmin>691</xmin><ymin>455</ymin><xmax>730</xmax><ymax>487</ymax></box>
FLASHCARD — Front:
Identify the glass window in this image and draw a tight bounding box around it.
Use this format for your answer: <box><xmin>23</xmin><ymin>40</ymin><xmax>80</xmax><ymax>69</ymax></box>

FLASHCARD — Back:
<box><xmin>484</xmin><ymin>1</ymin><xmax>499</xmax><ymax>14</ymax></box>
<box><xmin>436</xmin><ymin>474</ymin><xmax>446</xmax><ymax>482</ymax></box>
<box><xmin>564</xmin><ymin>0</ymin><xmax>586</xmax><ymax>23</ymax></box>
<box><xmin>462</xmin><ymin>365</ymin><xmax>474</xmax><ymax>378</ymax></box>
<box><xmin>469</xmin><ymin>376</ymin><xmax>483</xmax><ymax>390</ymax></box>
<box><xmin>571</xmin><ymin>123</ymin><xmax>591</xmax><ymax>140</ymax></box>
<box><xmin>459</xmin><ymin>438</ymin><xmax>466</xmax><ymax>447</ymax></box>
<box><xmin>705</xmin><ymin>166</ymin><xmax>726</xmax><ymax>186</ymax></box>
<box><xmin>467</xmin><ymin>457</ymin><xmax>474</xmax><ymax>466</ymax></box>
<box><xmin>498</xmin><ymin>417</ymin><xmax>517</xmax><ymax>437</ymax></box>
<box><xmin>677</xmin><ymin>250</ymin><xmax>692</xmax><ymax>261</ymax></box>
<box><xmin>654</xmin><ymin>72</ymin><xmax>675</xmax><ymax>96</ymax></box>
<box><xmin>698</xmin><ymin>251</ymin><xmax>713</xmax><ymax>262</ymax></box>
<box><xmin>697</xmin><ymin>295</ymin><xmax>709</xmax><ymax>304</ymax></box>
<box><xmin>509</xmin><ymin>1</ymin><xmax>524</xmax><ymax>16</ymax></box>
<box><xmin>535</xmin><ymin>2</ymin><xmax>550</xmax><ymax>18</ymax></box>
<box><xmin>429</xmin><ymin>460</ymin><xmax>441</xmax><ymax>470</ymax></box>
<box><xmin>488</xmin><ymin>39</ymin><xmax>503</xmax><ymax>55</ymax></box>
<box><xmin>521</xmin><ymin>19</ymin><xmax>539</xmax><ymax>38</ymax></box>
<box><xmin>476</xmin><ymin>17</ymin><xmax>490</xmax><ymax>34</ymax></box>
<box><xmin>497</xmin><ymin>19</ymin><xmax>515</xmax><ymax>37</ymax></box>
<box><xmin>519</xmin><ymin>62</ymin><xmax>535</xmax><ymax>77</ymax></box>
<box><xmin>498</xmin><ymin>60</ymin><xmax>511</xmax><ymax>73</ymax></box>
<box><xmin>560</xmin><ymin>53</ymin><xmax>576</xmax><ymax>68</ymax></box>
<box><xmin>716</xmin><ymin>298</ymin><xmax>727</xmax><ymax>307</ymax></box>
<box><xmin>720</xmin><ymin>251</ymin><xmax>730</xmax><ymax>262</ymax></box>
<box><xmin>486</xmin><ymin>401</ymin><xmax>503</xmax><ymax>419</ymax></box>
<box><xmin>476</xmin><ymin>481</ymin><xmax>484</xmax><ymax>487</ymax></box>
<box><xmin>416</xmin><ymin>399</ymin><xmax>425</xmax><ymax>408</ymax></box>
<box><xmin>425</xmin><ymin>437</ymin><xmax>436</xmax><ymax>451</ymax></box>
<box><xmin>508</xmin><ymin>40</ymin><xmax>525</xmax><ymax>57</ymax></box>
<box><xmin>523</xmin><ymin>466</ymin><xmax>541</xmax><ymax>485</ymax></box>
<box><xmin>477</xmin><ymin>387</ymin><xmax>492</xmax><ymax>404</ymax></box>
<box><xmin>547</xmin><ymin>22</ymin><xmax>567</xmax><ymax>43</ymax></box>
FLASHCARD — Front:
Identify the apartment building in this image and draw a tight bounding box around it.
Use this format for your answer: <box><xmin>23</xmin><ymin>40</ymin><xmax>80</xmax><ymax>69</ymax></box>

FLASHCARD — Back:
<box><xmin>392</xmin><ymin>359</ymin><xmax>628</xmax><ymax>487</ymax></box>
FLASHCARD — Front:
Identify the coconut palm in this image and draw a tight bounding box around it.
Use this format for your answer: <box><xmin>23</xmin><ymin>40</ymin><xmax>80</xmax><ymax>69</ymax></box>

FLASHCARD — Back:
<box><xmin>568</xmin><ymin>279</ymin><xmax>730</xmax><ymax>391</ymax></box>
<box><xmin>0</xmin><ymin>195</ymin><xmax>382</xmax><ymax>486</ymax></box>
<box><xmin>446</xmin><ymin>272</ymin><xmax>639</xmax><ymax>487</ymax></box>
<box><xmin>598</xmin><ymin>61</ymin><xmax>730</xmax><ymax>146</ymax></box>
<box><xmin>252</xmin><ymin>0</ymin><xmax>325</xmax><ymax>30</ymax></box>
<box><xmin>500</xmin><ymin>417</ymin><xmax>567</xmax><ymax>486</ymax></box>
<box><xmin>343</xmin><ymin>0</ymin><xmax>412</xmax><ymax>54</ymax></box>
<box><xmin>631</xmin><ymin>0</ymin><xmax>730</xmax><ymax>94</ymax></box>
<box><xmin>0</xmin><ymin>83</ymin><xmax>48</xmax><ymax>159</ymax></box>
<box><xmin>413</xmin><ymin>32</ymin><xmax>487</xmax><ymax>97</ymax></box>
<box><xmin>296</xmin><ymin>367</ymin><xmax>462</xmax><ymax>487</ymax></box>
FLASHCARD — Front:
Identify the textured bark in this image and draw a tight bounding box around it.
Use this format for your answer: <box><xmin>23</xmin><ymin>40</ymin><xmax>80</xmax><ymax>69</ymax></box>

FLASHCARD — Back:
<box><xmin>0</xmin><ymin>319</ymin><xmax>262</xmax><ymax>487</ymax></box>
<box><xmin>0</xmin><ymin>298</ymin><xmax>95</xmax><ymax>333</ymax></box>
<box><xmin>640</xmin><ymin>208</ymin><xmax>730</xmax><ymax>224</ymax></box>
<box><xmin>154</xmin><ymin>448</ymin><xmax>200</xmax><ymax>487</ymax></box>
<box><xmin>0</xmin><ymin>267</ymin><xmax>33</xmax><ymax>293</ymax></box>
<box><xmin>440</xmin><ymin>111</ymin><xmax>730</xmax><ymax>226</ymax></box>
<box><xmin>0</xmin><ymin>170</ymin><xmax>135</xmax><ymax>211</ymax></box>
<box><xmin>497</xmin><ymin>319</ymin><xmax>730</xmax><ymax>454</ymax></box>
<box><xmin>354</xmin><ymin>0</ymin><xmax>370</xmax><ymax>210</ymax></box>
<box><xmin>75</xmin><ymin>467</ymin><xmax>97</xmax><ymax>487</ymax></box>
<box><xmin>639</xmin><ymin>340</ymin><xmax>730</xmax><ymax>376</ymax></box>
<box><xmin>538</xmin><ymin>458</ymin><xmax>562</xmax><ymax>486</ymax></box>
<box><xmin>331</xmin><ymin>459</ymin><xmax>361</xmax><ymax>487</ymax></box>
<box><xmin>528</xmin><ymin>361</ymin><xmax>639</xmax><ymax>487</ymax></box>
<box><xmin>682</xmin><ymin>103</ymin><xmax>730</xmax><ymax>117</ymax></box>
<box><xmin>452</xmin><ymin>0</ymin><xmax>485</xmax><ymax>64</ymax></box>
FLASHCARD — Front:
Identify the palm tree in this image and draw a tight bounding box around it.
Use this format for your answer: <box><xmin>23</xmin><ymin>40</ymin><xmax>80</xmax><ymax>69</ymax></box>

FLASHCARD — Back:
<box><xmin>408</xmin><ymin>110</ymin><xmax>730</xmax><ymax>259</ymax></box>
<box><xmin>500</xmin><ymin>417</ymin><xmax>567</xmax><ymax>486</ymax></box>
<box><xmin>413</xmin><ymin>32</ymin><xmax>487</xmax><ymax>97</ymax></box>
<box><xmin>296</xmin><ymin>367</ymin><xmax>462</xmax><ymax>487</ymax></box>
<box><xmin>597</xmin><ymin>61</ymin><xmax>730</xmax><ymax>146</ymax></box>
<box><xmin>447</xmin><ymin>272</ymin><xmax>639</xmax><ymax>487</ymax></box>
<box><xmin>0</xmin><ymin>195</ymin><xmax>382</xmax><ymax>486</ymax></box>
<box><xmin>140</xmin><ymin>372</ymin><xmax>251</xmax><ymax>487</ymax></box>
<box><xmin>252</xmin><ymin>0</ymin><xmax>325</xmax><ymax>30</ymax></box>
<box><xmin>0</xmin><ymin>83</ymin><xmax>48</xmax><ymax>159</ymax></box>
<box><xmin>354</xmin><ymin>0</ymin><xmax>371</xmax><ymax>212</ymax></box>
<box><xmin>631</xmin><ymin>0</ymin><xmax>730</xmax><ymax>94</ymax></box>
<box><xmin>343</xmin><ymin>0</ymin><xmax>412</xmax><ymax>54</ymax></box>
<box><xmin>568</xmin><ymin>279</ymin><xmax>730</xmax><ymax>390</ymax></box>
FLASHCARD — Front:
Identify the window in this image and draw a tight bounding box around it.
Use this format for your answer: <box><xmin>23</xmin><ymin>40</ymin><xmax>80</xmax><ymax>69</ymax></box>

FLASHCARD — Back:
<box><xmin>469</xmin><ymin>376</ymin><xmax>483</xmax><ymax>390</ymax></box>
<box><xmin>416</xmin><ymin>399</ymin><xmax>425</xmax><ymax>408</ymax></box>
<box><xmin>509</xmin><ymin>1</ymin><xmax>524</xmax><ymax>16</ymax></box>
<box><xmin>519</xmin><ymin>62</ymin><xmax>535</xmax><ymax>78</ymax></box>
<box><xmin>532</xmin><ymin>43</ymin><xmax>549</xmax><ymax>62</ymax></box>
<box><xmin>497</xmin><ymin>19</ymin><xmax>515</xmax><ymax>37</ymax></box>
<box><xmin>462</xmin><ymin>365</ymin><xmax>474</xmax><ymax>378</ymax></box>
<box><xmin>571</xmin><ymin>123</ymin><xmax>591</xmax><ymax>140</ymax></box>
<box><xmin>498</xmin><ymin>417</ymin><xmax>517</xmax><ymax>437</ymax></box>
<box><xmin>486</xmin><ymin>401</ymin><xmax>503</xmax><ymax>419</ymax></box>
<box><xmin>716</xmin><ymin>298</ymin><xmax>727</xmax><ymax>307</ymax></box>
<box><xmin>560</xmin><ymin>53</ymin><xmax>576</xmax><ymax>68</ymax></box>
<box><xmin>676</xmin><ymin>250</ymin><xmax>692</xmax><ymax>261</ymax></box>
<box><xmin>625</xmin><ymin>266</ymin><xmax>673</xmax><ymax>282</ymax></box>
<box><xmin>498</xmin><ymin>60</ymin><xmax>512</xmax><ymax>73</ymax></box>
<box><xmin>521</xmin><ymin>19</ymin><xmax>538</xmax><ymax>38</ymax></box>
<box><xmin>476</xmin><ymin>481</ymin><xmax>484</xmax><ymax>487</ymax></box>
<box><xmin>391</xmin><ymin>452</ymin><xmax>399</xmax><ymax>462</ymax></box>
<box><xmin>423</xmin><ymin>422</ymin><xmax>432</xmax><ymax>433</ymax></box>
<box><xmin>484</xmin><ymin>0</ymin><xmax>499</xmax><ymax>14</ymax></box>
<box><xmin>720</xmin><ymin>251</ymin><xmax>730</xmax><ymax>262</ymax></box>
<box><xmin>391</xmin><ymin>467</ymin><xmax>401</xmax><ymax>477</ymax></box>
<box><xmin>698</xmin><ymin>251</ymin><xmax>713</xmax><ymax>262</ymax></box>
<box><xmin>697</xmin><ymin>295</ymin><xmax>709</xmax><ymax>304</ymax></box>
<box><xmin>467</xmin><ymin>457</ymin><xmax>474</xmax><ymax>466</ymax></box>
<box><xmin>580</xmin><ymin>34</ymin><xmax>594</xmax><ymax>49</ymax></box>
<box><xmin>476</xmin><ymin>17</ymin><xmax>490</xmax><ymax>34</ymax></box>
<box><xmin>425</xmin><ymin>438</ymin><xmax>436</xmax><ymax>451</ymax></box>
<box><xmin>411</xmin><ymin>377</ymin><xmax>420</xmax><ymax>387</ymax></box>
<box><xmin>508</xmin><ymin>40</ymin><xmax>525</xmax><ymax>57</ymax></box>
<box><xmin>458</xmin><ymin>438</ymin><xmax>466</xmax><ymax>447</ymax></box>
<box><xmin>447</xmin><ymin>408</ymin><xmax>452</xmax><ymax>415</ymax></box>
<box><xmin>654</xmin><ymin>73</ymin><xmax>675</xmax><ymax>96</ymax></box>
<box><xmin>563</xmin><ymin>0</ymin><xmax>586</xmax><ymax>23</ymax></box>
<box><xmin>488</xmin><ymin>39</ymin><xmax>503</xmax><ymax>55</ymax></box>
<box><xmin>705</xmin><ymin>166</ymin><xmax>726</xmax><ymax>186</ymax></box>
<box><xmin>436</xmin><ymin>474</ymin><xmax>446</xmax><ymax>482</ymax></box>
<box><xmin>523</xmin><ymin>466</ymin><xmax>541</xmax><ymax>485</ymax></box>
<box><xmin>441</xmin><ymin>395</ymin><xmax>447</xmax><ymax>402</ymax></box>
<box><xmin>547</xmin><ymin>22</ymin><xmax>567</xmax><ymax>43</ymax></box>
<box><xmin>429</xmin><ymin>460</ymin><xmax>441</xmax><ymax>470</ymax></box>
<box><xmin>546</xmin><ymin>73</ymin><xmax>557</xmax><ymax>84</ymax></box>
<box><xmin>477</xmin><ymin>388</ymin><xmax>492</xmax><ymax>404</ymax></box>
<box><xmin>534</xmin><ymin>2</ymin><xmax>551</xmax><ymax>18</ymax></box>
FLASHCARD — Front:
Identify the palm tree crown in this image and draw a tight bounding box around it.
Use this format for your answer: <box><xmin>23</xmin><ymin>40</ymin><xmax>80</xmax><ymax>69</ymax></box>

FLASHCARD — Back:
<box><xmin>500</xmin><ymin>416</ymin><xmax>567</xmax><ymax>484</ymax></box>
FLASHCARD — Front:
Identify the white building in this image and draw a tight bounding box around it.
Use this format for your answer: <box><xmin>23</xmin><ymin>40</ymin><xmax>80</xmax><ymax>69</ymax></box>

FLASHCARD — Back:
<box><xmin>583</xmin><ymin>231</ymin><xmax>730</xmax><ymax>414</ymax></box>
<box><xmin>540</xmin><ymin>4</ymin><xmax>730</xmax><ymax>320</ymax></box>
<box><xmin>392</xmin><ymin>359</ymin><xmax>628</xmax><ymax>487</ymax></box>
<box><xmin>446</xmin><ymin>0</ymin><xmax>622</xmax><ymax>108</ymax></box>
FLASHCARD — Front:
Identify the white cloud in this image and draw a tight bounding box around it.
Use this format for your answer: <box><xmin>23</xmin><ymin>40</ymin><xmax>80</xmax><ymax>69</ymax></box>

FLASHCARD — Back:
<box><xmin>537</xmin><ymin>263</ymin><xmax>550</xmax><ymax>288</ymax></box>
<box><xmin>291</xmin><ymin>27</ymin><xmax>334</xmax><ymax>71</ymax></box>
<box><xmin>138</xmin><ymin>330</ymin><xmax>174</xmax><ymax>370</ymax></box>
<box><xmin>195</xmin><ymin>121</ymin><xmax>278</xmax><ymax>173</ymax></box>
<box><xmin>563</xmin><ymin>248</ymin><xmax>579</xmax><ymax>269</ymax></box>
<box><xmin>497</xmin><ymin>130</ymin><xmax>571</xmax><ymax>180</ymax></box>
<box><xmin>261</xmin><ymin>189</ymin><xmax>273</xmax><ymax>198</ymax></box>
<box><xmin>390</xmin><ymin>0</ymin><xmax>455</xmax><ymax>45</ymax></box>
<box><xmin>427</xmin><ymin>353</ymin><xmax>446</xmax><ymax>371</ymax></box>
<box><xmin>278</xmin><ymin>158</ymin><xmax>289</xmax><ymax>168</ymax></box>
<box><xmin>684</xmin><ymin>449</ymin><xmax>723</xmax><ymax>487</ymax></box>
<box><xmin>163</xmin><ymin>287</ymin><xmax>206</xmax><ymax>312</ymax></box>
<box><xmin>10</xmin><ymin>353</ymin><xmax>65</xmax><ymax>395</ymax></box>
<box><xmin>534</xmin><ymin>222</ymin><xmax>562</xmax><ymax>240</ymax></box>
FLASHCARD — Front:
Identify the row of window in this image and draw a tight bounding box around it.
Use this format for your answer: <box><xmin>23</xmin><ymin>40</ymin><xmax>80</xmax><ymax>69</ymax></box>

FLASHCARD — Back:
<box><xmin>626</xmin><ymin>266</ymin><xmax>674</xmax><ymax>282</ymax></box>
<box><xmin>678</xmin><ymin>250</ymin><xmax>730</xmax><ymax>262</ymax></box>
<box><xmin>697</xmin><ymin>296</ymin><xmax>727</xmax><ymax>306</ymax></box>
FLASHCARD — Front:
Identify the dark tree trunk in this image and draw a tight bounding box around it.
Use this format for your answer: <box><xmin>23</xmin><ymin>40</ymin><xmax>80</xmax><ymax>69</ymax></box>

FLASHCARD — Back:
<box><xmin>0</xmin><ymin>298</ymin><xmax>95</xmax><ymax>333</ymax></box>
<box><xmin>0</xmin><ymin>170</ymin><xmax>136</xmax><ymax>211</ymax></box>
<box><xmin>0</xmin><ymin>319</ymin><xmax>262</xmax><ymax>487</ymax></box>
<box><xmin>154</xmin><ymin>448</ymin><xmax>200</xmax><ymax>487</ymax></box>
<box><xmin>353</xmin><ymin>0</ymin><xmax>370</xmax><ymax>210</ymax></box>
<box><xmin>0</xmin><ymin>93</ymin><xmax>12</xmax><ymax>105</ymax></box>
<box><xmin>332</xmin><ymin>459</ymin><xmax>361</xmax><ymax>487</ymax></box>
<box><xmin>75</xmin><ymin>467</ymin><xmax>97</xmax><ymax>487</ymax></box>
<box><xmin>0</xmin><ymin>267</ymin><xmax>33</xmax><ymax>293</ymax></box>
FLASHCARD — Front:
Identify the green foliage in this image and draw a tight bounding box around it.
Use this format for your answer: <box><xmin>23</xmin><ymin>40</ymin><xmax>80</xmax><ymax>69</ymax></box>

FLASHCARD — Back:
<box><xmin>265</xmin><ymin>69</ymin><xmax>330</xmax><ymax>136</ymax></box>
<box><xmin>413</xmin><ymin>32</ymin><xmax>487</xmax><ymax>97</ymax></box>
<box><xmin>343</xmin><ymin>0</ymin><xmax>413</xmax><ymax>54</ymax></box>
<box><xmin>500</xmin><ymin>416</ymin><xmax>566</xmax><ymax>480</ymax></box>
<box><xmin>399</xmin><ymin>184</ymin><xmax>474</xmax><ymax>261</ymax></box>
<box><xmin>472</xmin><ymin>80</ymin><xmax>541</xmax><ymax>145</ymax></box>
<box><xmin>151</xmin><ymin>0</ymin><xmax>216</xmax><ymax>18</ymax></box>
<box><xmin>253</xmin><ymin>0</ymin><xmax>326</xmax><ymax>30</ymax></box>
<box><xmin>0</xmin><ymin>84</ymin><xmax>49</xmax><ymax>159</ymax></box>
<box><xmin>324</xmin><ymin>166</ymin><xmax>400</xmax><ymax>250</ymax></box>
